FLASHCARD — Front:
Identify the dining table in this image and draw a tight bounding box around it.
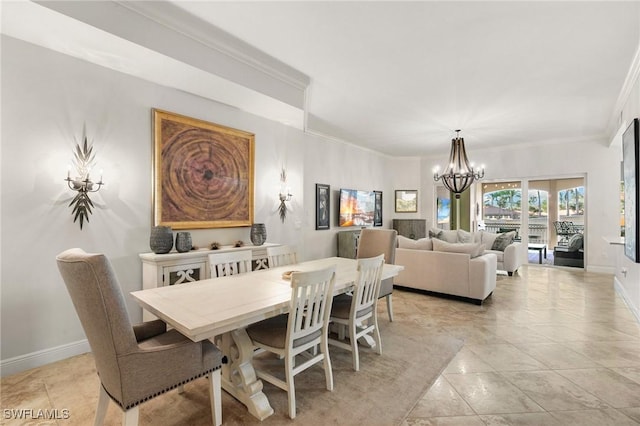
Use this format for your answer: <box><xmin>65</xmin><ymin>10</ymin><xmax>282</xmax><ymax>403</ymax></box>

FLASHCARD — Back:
<box><xmin>131</xmin><ymin>256</ymin><xmax>404</xmax><ymax>420</ymax></box>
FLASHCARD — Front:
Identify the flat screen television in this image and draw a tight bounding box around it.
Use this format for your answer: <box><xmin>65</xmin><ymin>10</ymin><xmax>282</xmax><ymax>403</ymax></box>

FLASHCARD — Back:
<box><xmin>339</xmin><ymin>188</ymin><xmax>375</xmax><ymax>227</ymax></box>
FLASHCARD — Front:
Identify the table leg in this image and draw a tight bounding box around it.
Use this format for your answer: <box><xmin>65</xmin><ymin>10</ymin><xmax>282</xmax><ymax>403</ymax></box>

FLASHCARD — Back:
<box><xmin>538</xmin><ymin>249</ymin><xmax>542</xmax><ymax>264</ymax></box>
<box><xmin>216</xmin><ymin>330</ymin><xmax>274</xmax><ymax>420</ymax></box>
<box><xmin>543</xmin><ymin>246</ymin><xmax>547</xmax><ymax>259</ymax></box>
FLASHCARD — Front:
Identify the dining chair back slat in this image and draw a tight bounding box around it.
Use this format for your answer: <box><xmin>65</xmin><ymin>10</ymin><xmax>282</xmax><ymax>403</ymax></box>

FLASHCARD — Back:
<box><xmin>246</xmin><ymin>265</ymin><xmax>336</xmax><ymax>418</ymax></box>
<box><xmin>267</xmin><ymin>245</ymin><xmax>298</xmax><ymax>268</ymax></box>
<box><xmin>328</xmin><ymin>254</ymin><xmax>385</xmax><ymax>371</ymax></box>
<box><xmin>208</xmin><ymin>250</ymin><xmax>253</xmax><ymax>278</ymax></box>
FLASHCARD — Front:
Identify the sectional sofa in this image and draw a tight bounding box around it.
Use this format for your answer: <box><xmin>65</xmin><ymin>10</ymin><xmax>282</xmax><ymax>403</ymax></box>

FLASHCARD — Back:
<box><xmin>391</xmin><ymin>229</ymin><xmax>523</xmax><ymax>304</ymax></box>
<box><xmin>393</xmin><ymin>236</ymin><xmax>497</xmax><ymax>304</ymax></box>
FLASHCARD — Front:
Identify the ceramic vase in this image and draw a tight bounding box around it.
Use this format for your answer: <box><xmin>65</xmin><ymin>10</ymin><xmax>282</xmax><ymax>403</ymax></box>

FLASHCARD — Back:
<box><xmin>150</xmin><ymin>226</ymin><xmax>173</xmax><ymax>254</ymax></box>
<box><xmin>175</xmin><ymin>232</ymin><xmax>192</xmax><ymax>253</ymax></box>
<box><xmin>250</xmin><ymin>223</ymin><xmax>267</xmax><ymax>246</ymax></box>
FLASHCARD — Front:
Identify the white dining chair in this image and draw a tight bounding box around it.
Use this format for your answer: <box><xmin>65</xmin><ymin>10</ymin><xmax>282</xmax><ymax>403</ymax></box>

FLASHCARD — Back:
<box><xmin>246</xmin><ymin>265</ymin><xmax>336</xmax><ymax>419</ymax></box>
<box><xmin>266</xmin><ymin>245</ymin><xmax>298</xmax><ymax>268</ymax></box>
<box><xmin>328</xmin><ymin>254</ymin><xmax>384</xmax><ymax>371</ymax></box>
<box><xmin>208</xmin><ymin>250</ymin><xmax>253</xmax><ymax>278</ymax></box>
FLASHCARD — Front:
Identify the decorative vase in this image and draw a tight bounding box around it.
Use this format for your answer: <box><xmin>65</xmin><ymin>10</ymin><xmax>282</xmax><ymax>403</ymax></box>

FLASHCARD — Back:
<box><xmin>250</xmin><ymin>223</ymin><xmax>267</xmax><ymax>246</ymax></box>
<box><xmin>175</xmin><ymin>232</ymin><xmax>192</xmax><ymax>253</ymax></box>
<box><xmin>150</xmin><ymin>226</ymin><xmax>173</xmax><ymax>254</ymax></box>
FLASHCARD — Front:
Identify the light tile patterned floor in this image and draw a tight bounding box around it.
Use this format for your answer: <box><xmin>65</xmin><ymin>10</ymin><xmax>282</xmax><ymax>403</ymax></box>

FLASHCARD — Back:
<box><xmin>400</xmin><ymin>265</ymin><xmax>640</xmax><ymax>426</ymax></box>
<box><xmin>2</xmin><ymin>264</ymin><xmax>639</xmax><ymax>425</ymax></box>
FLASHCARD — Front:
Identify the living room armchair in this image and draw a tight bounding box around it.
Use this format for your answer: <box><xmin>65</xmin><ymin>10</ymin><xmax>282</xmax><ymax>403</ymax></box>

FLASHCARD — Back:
<box><xmin>356</xmin><ymin>228</ymin><xmax>398</xmax><ymax>321</ymax></box>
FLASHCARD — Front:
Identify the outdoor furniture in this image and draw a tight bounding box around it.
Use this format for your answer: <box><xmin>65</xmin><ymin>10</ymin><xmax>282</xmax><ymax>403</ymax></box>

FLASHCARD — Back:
<box><xmin>57</xmin><ymin>248</ymin><xmax>223</xmax><ymax>426</ymax></box>
<box><xmin>329</xmin><ymin>254</ymin><xmax>385</xmax><ymax>371</ymax></box>
<box><xmin>247</xmin><ymin>266</ymin><xmax>336</xmax><ymax>419</ymax></box>
<box><xmin>553</xmin><ymin>221</ymin><xmax>578</xmax><ymax>246</ymax></box>
<box><xmin>554</xmin><ymin>233</ymin><xmax>584</xmax><ymax>268</ymax></box>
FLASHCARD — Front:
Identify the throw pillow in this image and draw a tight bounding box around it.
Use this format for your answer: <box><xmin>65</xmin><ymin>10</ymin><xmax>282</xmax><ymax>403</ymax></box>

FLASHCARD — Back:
<box><xmin>457</xmin><ymin>229</ymin><xmax>473</xmax><ymax>243</ymax></box>
<box><xmin>428</xmin><ymin>228</ymin><xmax>443</xmax><ymax>240</ymax></box>
<box><xmin>397</xmin><ymin>235</ymin><xmax>434</xmax><ymax>250</ymax></box>
<box><xmin>414</xmin><ymin>237</ymin><xmax>433</xmax><ymax>250</ymax></box>
<box><xmin>481</xmin><ymin>231</ymin><xmax>499</xmax><ymax>248</ymax></box>
<box><xmin>491</xmin><ymin>231</ymin><xmax>516</xmax><ymax>251</ymax></box>
<box><xmin>439</xmin><ymin>229</ymin><xmax>459</xmax><ymax>243</ymax></box>
<box><xmin>567</xmin><ymin>233</ymin><xmax>583</xmax><ymax>252</ymax></box>
<box><xmin>397</xmin><ymin>235</ymin><xmax>416</xmax><ymax>249</ymax></box>
<box><xmin>432</xmin><ymin>239</ymin><xmax>484</xmax><ymax>258</ymax></box>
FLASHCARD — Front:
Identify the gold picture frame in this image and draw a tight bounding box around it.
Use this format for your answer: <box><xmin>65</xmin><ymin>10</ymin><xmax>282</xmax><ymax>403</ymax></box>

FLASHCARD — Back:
<box><xmin>153</xmin><ymin>109</ymin><xmax>255</xmax><ymax>229</ymax></box>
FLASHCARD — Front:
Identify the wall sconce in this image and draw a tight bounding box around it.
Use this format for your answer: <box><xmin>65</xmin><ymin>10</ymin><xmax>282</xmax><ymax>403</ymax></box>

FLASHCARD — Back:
<box><xmin>278</xmin><ymin>167</ymin><xmax>292</xmax><ymax>223</ymax></box>
<box><xmin>65</xmin><ymin>133</ymin><xmax>104</xmax><ymax>229</ymax></box>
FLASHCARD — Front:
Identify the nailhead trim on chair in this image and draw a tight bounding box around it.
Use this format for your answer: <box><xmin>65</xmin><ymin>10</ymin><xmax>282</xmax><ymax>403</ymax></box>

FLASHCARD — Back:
<box><xmin>102</xmin><ymin>365</ymin><xmax>221</xmax><ymax>411</ymax></box>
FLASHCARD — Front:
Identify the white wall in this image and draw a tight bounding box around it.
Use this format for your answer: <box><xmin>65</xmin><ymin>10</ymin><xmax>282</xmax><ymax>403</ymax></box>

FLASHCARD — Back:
<box><xmin>0</xmin><ymin>36</ymin><xmax>401</xmax><ymax>374</ymax></box>
<box><xmin>614</xmin><ymin>42</ymin><xmax>640</xmax><ymax>322</ymax></box>
<box><xmin>3</xmin><ymin>30</ymin><xmax>635</xmax><ymax>376</ymax></box>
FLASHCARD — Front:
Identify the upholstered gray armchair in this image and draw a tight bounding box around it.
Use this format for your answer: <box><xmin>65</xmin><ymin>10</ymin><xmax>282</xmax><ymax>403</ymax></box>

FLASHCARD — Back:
<box><xmin>356</xmin><ymin>228</ymin><xmax>398</xmax><ymax>321</ymax></box>
<box><xmin>56</xmin><ymin>248</ymin><xmax>223</xmax><ymax>426</ymax></box>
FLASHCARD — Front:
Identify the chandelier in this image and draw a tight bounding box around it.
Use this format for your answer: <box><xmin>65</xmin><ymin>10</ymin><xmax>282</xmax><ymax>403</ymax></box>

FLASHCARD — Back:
<box><xmin>433</xmin><ymin>130</ymin><xmax>484</xmax><ymax>199</ymax></box>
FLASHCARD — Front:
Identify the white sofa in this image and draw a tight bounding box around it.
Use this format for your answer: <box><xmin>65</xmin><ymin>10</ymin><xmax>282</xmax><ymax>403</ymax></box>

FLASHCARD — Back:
<box><xmin>473</xmin><ymin>230</ymin><xmax>523</xmax><ymax>276</ymax></box>
<box><xmin>428</xmin><ymin>228</ymin><xmax>523</xmax><ymax>276</ymax></box>
<box><xmin>393</xmin><ymin>237</ymin><xmax>497</xmax><ymax>304</ymax></box>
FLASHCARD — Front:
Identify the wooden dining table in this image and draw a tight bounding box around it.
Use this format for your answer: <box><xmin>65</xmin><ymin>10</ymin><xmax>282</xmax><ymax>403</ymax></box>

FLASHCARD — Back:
<box><xmin>131</xmin><ymin>256</ymin><xmax>404</xmax><ymax>420</ymax></box>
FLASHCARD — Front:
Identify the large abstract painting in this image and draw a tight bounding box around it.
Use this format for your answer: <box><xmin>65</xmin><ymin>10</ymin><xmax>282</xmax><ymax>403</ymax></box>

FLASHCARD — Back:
<box><xmin>623</xmin><ymin>118</ymin><xmax>640</xmax><ymax>262</ymax></box>
<box><xmin>153</xmin><ymin>109</ymin><xmax>254</xmax><ymax>229</ymax></box>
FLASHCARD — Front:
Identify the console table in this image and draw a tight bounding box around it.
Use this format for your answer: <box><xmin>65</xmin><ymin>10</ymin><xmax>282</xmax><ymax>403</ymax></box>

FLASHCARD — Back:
<box><xmin>392</xmin><ymin>219</ymin><xmax>427</xmax><ymax>240</ymax></box>
<box><xmin>140</xmin><ymin>243</ymin><xmax>280</xmax><ymax>290</ymax></box>
<box><xmin>337</xmin><ymin>230</ymin><xmax>361</xmax><ymax>259</ymax></box>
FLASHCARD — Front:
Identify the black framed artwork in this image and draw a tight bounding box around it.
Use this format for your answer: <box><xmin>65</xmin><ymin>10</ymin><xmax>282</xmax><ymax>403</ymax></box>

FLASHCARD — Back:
<box><xmin>374</xmin><ymin>190</ymin><xmax>383</xmax><ymax>226</ymax></box>
<box><xmin>623</xmin><ymin>118</ymin><xmax>640</xmax><ymax>262</ymax></box>
<box><xmin>316</xmin><ymin>183</ymin><xmax>330</xmax><ymax>230</ymax></box>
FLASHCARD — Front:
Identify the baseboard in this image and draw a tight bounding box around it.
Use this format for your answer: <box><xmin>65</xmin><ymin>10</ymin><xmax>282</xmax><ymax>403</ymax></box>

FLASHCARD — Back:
<box><xmin>0</xmin><ymin>339</ymin><xmax>90</xmax><ymax>378</ymax></box>
<box><xmin>614</xmin><ymin>276</ymin><xmax>640</xmax><ymax>324</ymax></box>
<box><xmin>586</xmin><ymin>265</ymin><xmax>615</xmax><ymax>274</ymax></box>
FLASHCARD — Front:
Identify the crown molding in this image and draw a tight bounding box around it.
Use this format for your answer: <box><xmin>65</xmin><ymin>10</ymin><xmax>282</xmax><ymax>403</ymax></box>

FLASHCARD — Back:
<box><xmin>606</xmin><ymin>39</ymin><xmax>640</xmax><ymax>144</ymax></box>
<box><xmin>34</xmin><ymin>0</ymin><xmax>309</xmax><ymax>110</ymax></box>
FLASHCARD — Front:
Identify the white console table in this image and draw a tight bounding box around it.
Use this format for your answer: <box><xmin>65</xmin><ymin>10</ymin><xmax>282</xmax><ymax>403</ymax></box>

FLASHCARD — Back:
<box><xmin>139</xmin><ymin>243</ymin><xmax>280</xmax><ymax>290</ymax></box>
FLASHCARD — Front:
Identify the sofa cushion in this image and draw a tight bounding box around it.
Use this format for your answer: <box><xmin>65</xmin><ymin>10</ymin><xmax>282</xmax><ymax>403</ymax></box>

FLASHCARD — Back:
<box><xmin>398</xmin><ymin>235</ymin><xmax>433</xmax><ymax>250</ymax></box>
<box><xmin>480</xmin><ymin>231</ymin><xmax>499</xmax><ymax>248</ymax></box>
<box><xmin>491</xmin><ymin>231</ymin><xmax>516</xmax><ymax>251</ymax></box>
<box><xmin>457</xmin><ymin>229</ymin><xmax>474</xmax><ymax>243</ymax></box>
<box><xmin>429</xmin><ymin>228</ymin><xmax>459</xmax><ymax>243</ymax></box>
<box><xmin>567</xmin><ymin>233</ymin><xmax>583</xmax><ymax>251</ymax></box>
<box><xmin>432</xmin><ymin>239</ymin><xmax>485</xmax><ymax>258</ymax></box>
<box><xmin>484</xmin><ymin>249</ymin><xmax>505</xmax><ymax>263</ymax></box>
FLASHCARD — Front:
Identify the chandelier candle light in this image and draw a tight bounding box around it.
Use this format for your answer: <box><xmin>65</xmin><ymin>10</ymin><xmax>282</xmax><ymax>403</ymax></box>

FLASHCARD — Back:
<box><xmin>433</xmin><ymin>130</ymin><xmax>484</xmax><ymax>228</ymax></box>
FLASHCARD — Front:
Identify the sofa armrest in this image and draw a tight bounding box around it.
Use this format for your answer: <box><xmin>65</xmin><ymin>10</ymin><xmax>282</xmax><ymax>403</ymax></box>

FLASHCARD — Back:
<box><xmin>501</xmin><ymin>241</ymin><xmax>523</xmax><ymax>273</ymax></box>
<box><xmin>469</xmin><ymin>253</ymin><xmax>497</xmax><ymax>300</ymax></box>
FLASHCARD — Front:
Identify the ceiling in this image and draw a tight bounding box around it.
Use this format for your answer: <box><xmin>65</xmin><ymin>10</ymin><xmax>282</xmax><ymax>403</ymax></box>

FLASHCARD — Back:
<box><xmin>4</xmin><ymin>1</ymin><xmax>640</xmax><ymax>157</ymax></box>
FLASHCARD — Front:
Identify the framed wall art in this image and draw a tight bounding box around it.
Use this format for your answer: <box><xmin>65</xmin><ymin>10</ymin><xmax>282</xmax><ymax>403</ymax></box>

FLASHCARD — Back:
<box><xmin>623</xmin><ymin>118</ymin><xmax>640</xmax><ymax>262</ymax></box>
<box><xmin>395</xmin><ymin>190</ymin><xmax>418</xmax><ymax>213</ymax></box>
<box><xmin>374</xmin><ymin>190</ymin><xmax>383</xmax><ymax>226</ymax></box>
<box><xmin>316</xmin><ymin>183</ymin><xmax>330</xmax><ymax>230</ymax></box>
<box><xmin>153</xmin><ymin>109</ymin><xmax>255</xmax><ymax>229</ymax></box>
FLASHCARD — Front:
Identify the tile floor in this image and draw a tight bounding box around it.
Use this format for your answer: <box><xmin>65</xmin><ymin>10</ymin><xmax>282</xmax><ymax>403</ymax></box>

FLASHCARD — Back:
<box><xmin>400</xmin><ymin>265</ymin><xmax>640</xmax><ymax>426</ymax></box>
<box><xmin>2</xmin><ymin>264</ymin><xmax>639</xmax><ymax>425</ymax></box>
